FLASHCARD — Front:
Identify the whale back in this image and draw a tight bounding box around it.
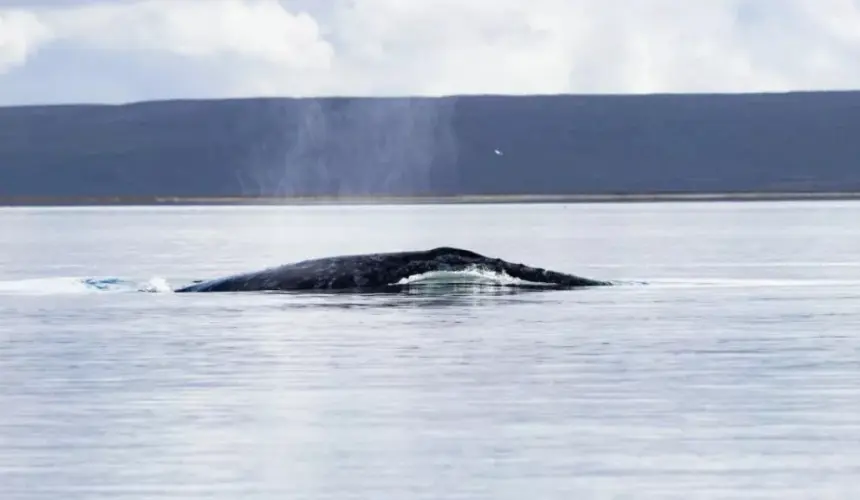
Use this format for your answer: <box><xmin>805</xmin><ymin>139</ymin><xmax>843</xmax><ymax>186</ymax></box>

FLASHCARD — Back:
<box><xmin>174</xmin><ymin>247</ymin><xmax>609</xmax><ymax>292</ymax></box>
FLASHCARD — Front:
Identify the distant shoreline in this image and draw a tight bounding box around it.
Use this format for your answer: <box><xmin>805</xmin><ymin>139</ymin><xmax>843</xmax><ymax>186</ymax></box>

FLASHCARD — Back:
<box><xmin>6</xmin><ymin>93</ymin><xmax>860</xmax><ymax>201</ymax></box>
<box><xmin>2</xmin><ymin>192</ymin><xmax>860</xmax><ymax>207</ymax></box>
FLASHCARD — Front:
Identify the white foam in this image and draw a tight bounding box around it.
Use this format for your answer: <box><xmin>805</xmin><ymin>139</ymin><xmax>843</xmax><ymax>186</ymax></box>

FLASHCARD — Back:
<box><xmin>395</xmin><ymin>267</ymin><xmax>554</xmax><ymax>287</ymax></box>
<box><xmin>0</xmin><ymin>276</ymin><xmax>174</xmax><ymax>296</ymax></box>
<box><xmin>137</xmin><ymin>277</ymin><xmax>174</xmax><ymax>293</ymax></box>
<box><xmin>0</xmin><ymin>277</ymin><xmax>97</xmax><ymax>296</ymax></box>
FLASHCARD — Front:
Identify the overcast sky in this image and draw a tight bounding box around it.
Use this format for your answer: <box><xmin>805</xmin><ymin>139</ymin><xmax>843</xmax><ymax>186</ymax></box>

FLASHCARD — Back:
<box><xmin>1</xmin><ymin>0</ymin><xmax>859</xmax><ymax>105</ymax></box>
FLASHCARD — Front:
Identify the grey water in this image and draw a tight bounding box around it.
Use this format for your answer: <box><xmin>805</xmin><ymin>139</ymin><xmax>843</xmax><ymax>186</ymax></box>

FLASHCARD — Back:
<box><xmin>1</xmin><ymin>201</ymin><xmax>859</xmax><ymax>499</ymax></box>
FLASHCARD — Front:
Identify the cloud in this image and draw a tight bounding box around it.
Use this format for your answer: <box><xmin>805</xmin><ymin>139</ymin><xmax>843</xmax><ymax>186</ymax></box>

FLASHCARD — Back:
<box><xmin>0</xmin><ymin>9</ymin><xmax>51</xmax><ymax>74</ymax></box>
<box><xmin>43</xmin><ymin>0</ymin><xmax>332</xmax><ymax>68</ymax></box>
<box><xmin>1</xmin><ymin>0</ymin><xmax>860</xmax><ymax>104</ymax></box>
<box><xmin>0</xmin><ymin>0</ymin><xmax>335</xmax><ymax>102</ymax></box>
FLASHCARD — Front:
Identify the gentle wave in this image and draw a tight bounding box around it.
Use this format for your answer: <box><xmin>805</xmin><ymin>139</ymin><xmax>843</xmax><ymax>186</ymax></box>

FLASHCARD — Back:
<box><xmin>642</xmin><ymin>277</ymin><xmax>860</xmax><ymax>289</ymax></box>
<box><xmin>590</xmin><ymin>262</ymin><xmax>860</xmax><ymax>268</ymax></box>
<box><xmin>3</xmin><ymin>273</ymin><xmax>855</xmax><ymax>297</ymax></box>
<box><xmin>0</xmin><ymin>276</ymin><xmax>173</xmax><ymax>295</ymax></box>
<box><xmin>0</xmin><ymin>270</ymin><xmax>548</xmax><ymax>296</ymax></box>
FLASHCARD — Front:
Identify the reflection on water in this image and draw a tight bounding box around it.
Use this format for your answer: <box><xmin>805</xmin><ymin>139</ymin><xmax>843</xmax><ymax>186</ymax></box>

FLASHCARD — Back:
<box><xmin>282</xmin><ymin>282</ymin><xmax>591</xmax><ymax>310</ymax></box>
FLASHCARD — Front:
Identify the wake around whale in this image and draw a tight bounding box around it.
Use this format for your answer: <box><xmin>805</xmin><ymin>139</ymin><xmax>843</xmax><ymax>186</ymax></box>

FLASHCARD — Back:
<box><xmin>174</xmin><ymin>247</ymin><xmax>611</xmax><ymax>293</ymax></box>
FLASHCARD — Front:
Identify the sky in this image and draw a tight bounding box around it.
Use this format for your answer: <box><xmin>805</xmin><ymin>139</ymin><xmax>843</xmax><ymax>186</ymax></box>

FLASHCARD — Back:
<box><xmin>1</xmin><ymin>0</ymin><xmax>859</xmax><ymax>105</ymax></box>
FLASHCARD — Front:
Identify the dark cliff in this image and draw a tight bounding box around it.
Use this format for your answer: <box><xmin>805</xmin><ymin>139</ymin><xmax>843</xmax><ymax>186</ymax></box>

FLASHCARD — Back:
<box><xmin>1</xmin><ymin>91</ymin><xmax>859</xmax><ymax>198</ymax></box>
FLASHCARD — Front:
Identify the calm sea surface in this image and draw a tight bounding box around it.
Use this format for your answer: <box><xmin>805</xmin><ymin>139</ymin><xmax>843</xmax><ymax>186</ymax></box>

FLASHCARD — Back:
<box><xmin>1</xmin><ymin>201</ymin><xmax>859</xmax><ymax>499</ymax></box>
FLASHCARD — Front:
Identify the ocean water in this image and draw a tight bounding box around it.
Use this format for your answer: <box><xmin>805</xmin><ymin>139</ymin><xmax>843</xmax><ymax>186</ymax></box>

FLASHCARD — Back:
<box><xmin>1</xmin><ymin>201</ymin><xmax>859</xmax><ymax>499</ymax></box>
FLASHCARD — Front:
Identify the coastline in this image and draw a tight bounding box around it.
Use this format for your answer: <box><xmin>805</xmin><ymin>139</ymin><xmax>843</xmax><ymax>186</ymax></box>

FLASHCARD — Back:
<box><xmin>5</xmin><ymin>93</ymin><xmax>860</xmax><ymax>202</ymax></box>
<box><xmin>2</xmin><ymin>192</ymin><xmax>860</xmax><ymax>207</ymax></box>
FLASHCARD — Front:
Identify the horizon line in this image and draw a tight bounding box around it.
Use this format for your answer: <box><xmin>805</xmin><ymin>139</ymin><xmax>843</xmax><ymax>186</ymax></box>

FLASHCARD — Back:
<box><xmin>3</xmin><ymin>192</ymin><xmax>860</xmax><ymax>208</ymax></box>
<box><xmin>3</xmin><ymin>88</ymin><xmax>860</xmax><ymax>109</ymax></box>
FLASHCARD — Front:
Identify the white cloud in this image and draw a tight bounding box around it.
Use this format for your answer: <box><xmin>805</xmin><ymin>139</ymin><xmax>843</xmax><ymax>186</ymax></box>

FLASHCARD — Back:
<box><xmin>43</xmin><ymin>0</ymin><xmax>331</xmax><ymax>68</ymax></box>
<box><xmin>1</xmin><ymin>0</ymin><xmax>860</xmax><ymax>104</ymax></box>
<box><xmin>0</xmin><ymin>9</ymin><xmax>51</xmax><ymax>74</ymax></box>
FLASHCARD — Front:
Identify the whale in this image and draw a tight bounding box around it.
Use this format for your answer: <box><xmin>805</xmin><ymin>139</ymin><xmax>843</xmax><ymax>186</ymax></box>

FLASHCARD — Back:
<box><xmin>174</xmin><ymin>247</ymin><xmax>611</xmax><ymax>293</ymax></box>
